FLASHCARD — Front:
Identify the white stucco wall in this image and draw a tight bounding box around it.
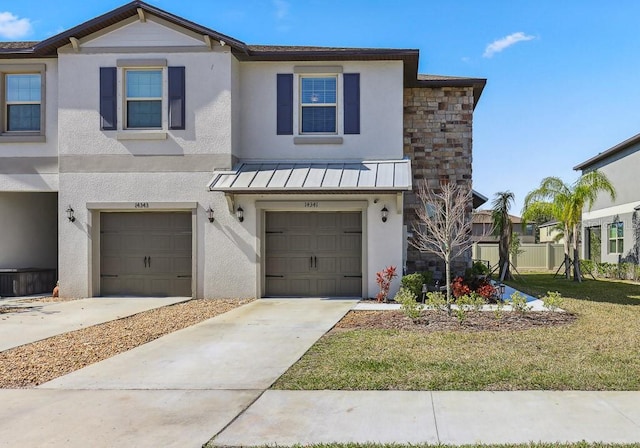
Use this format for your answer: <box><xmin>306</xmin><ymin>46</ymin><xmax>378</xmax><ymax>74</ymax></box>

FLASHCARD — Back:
<box><xmin>57</xmin><ymin>50</ymin><xmax>233</xmax><ymax>158</ymax></box>
<box><xmin>237</xmin><ymin>61</ymin><xmax>404</xmax><ymax>161</ymax></box>
<box><xmin>0</xmin><ymin>58</ymin><xmax>59</xmax><ymax>193</ymax></box>
<box><xmin>0</xmin><ymin>192</ymin><xmax>57</xmax><ymax>269</ymax></box>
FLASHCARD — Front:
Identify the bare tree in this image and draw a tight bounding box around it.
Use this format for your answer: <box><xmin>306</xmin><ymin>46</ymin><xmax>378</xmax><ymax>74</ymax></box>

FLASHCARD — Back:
<box><xmin>410</xmin><ymin>181</ymin><xmax>473</xmax><ymax>311</ymax></box>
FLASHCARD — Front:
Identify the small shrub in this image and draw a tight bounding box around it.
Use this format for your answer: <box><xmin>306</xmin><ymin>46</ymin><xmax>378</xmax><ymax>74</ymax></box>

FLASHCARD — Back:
<box><xmin>542</xmin><ymin>291</ymin><xmax>564</xmax><ymax>312</ymax></box>
<box><xmin>493</xmin><ymin>299</ymin><xmax>504</xmax><ymax>320</ymax></box>
<box><xmin>425</xmin><ymin>291</ymin><xmax>447</xmax><ymax>312</ymax></box>
<box><xmin>471</xmin><ymin>260</ymin><xmax>490</xmax><ymax>276</ymax></box>
<box><xmin>375</xmin><ymin>265</ymin><xmax>397</xmax><ymax>302</ymax></box>
<box><xmin>454</xmin><ymin>295</ymin><xmax>475</xmax><ymax>324</ymax></box>
<box><xmin>394</xmin><ymin>287</ymin><xmax>423</xmax><ymax>321</ymax></box>
<box><xmin>468</xmin><ymin>292</ymin><xmax>486</xmax><ymax>311</ymax></box>
<box><xmin>510</xmin><ymin>291</ymin><xmax>531</xmax><ymax>315</ymax></box>
<box><xmin>475</xmin><ymin>281</ymin><xmax>496</xmax><ymax>300</ymax></box>
<box><xmin>400</xmin><ymin>273</ymin><xmax>425</xmax><ymax>299</ymax></box>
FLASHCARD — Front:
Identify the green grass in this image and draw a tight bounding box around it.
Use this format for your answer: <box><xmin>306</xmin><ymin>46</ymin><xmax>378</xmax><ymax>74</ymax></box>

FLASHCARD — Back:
<box><xmin>273</xmin><ymin>274</ymin><xmax>640</xmax><ymax>391</ymax></box>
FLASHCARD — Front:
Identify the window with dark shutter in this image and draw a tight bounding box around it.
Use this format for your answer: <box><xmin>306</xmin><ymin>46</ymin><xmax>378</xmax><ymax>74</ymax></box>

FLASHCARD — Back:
<box><xmin>100</xmin><ymin>67</ymin><xmax>117</xmax><ymax>130</ymax></box>
<box><xmin>168</xmin><ymin>66</ymin><xmax>185</xmax><ymax>130</ymax></box>
<box><xmin>277</xmin><ymin>73</ymin><xmax>293</xmax><ymax>135</ymax></box>
<box><xmin>343</xmin><ymin>73</ymin><xmax>360</xmax><ymax>135</ymax></box>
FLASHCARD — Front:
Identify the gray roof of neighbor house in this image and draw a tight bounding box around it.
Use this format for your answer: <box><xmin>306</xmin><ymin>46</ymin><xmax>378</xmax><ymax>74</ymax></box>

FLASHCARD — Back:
<box><xmin>209</xmin><ymin>160</ymin><xmax>412</xmax><ymax>192</ymax></box>
<box><xmin>472</xmin><ymin>210</ymin><xmax>523</xmax><ymax>224</ymax></box>
<box><xmin>574</xmin><ymin>132</ymin><xmax>640</xmax><ymax>171</ymax></box>
<box><xmin>0</xmin><ymin>1</ymin><xmax>485</xmax><ymax>105</ymax></box>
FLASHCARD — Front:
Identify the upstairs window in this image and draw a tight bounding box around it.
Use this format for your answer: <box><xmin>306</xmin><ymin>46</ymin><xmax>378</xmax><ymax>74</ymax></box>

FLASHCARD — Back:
<box><xmin>125</xmin><ymin>70</ymin><xmax>162</xmax><ymax>129</ymax></box>
<box><xmin>5</xmin><ymin>73</ymin><xmax>41</xmax><ymax>132</ymax></box>
<box><xmin>300</xmin><ymin>76</ymin><xmax>337</xmax><ymax>134</ymax></box>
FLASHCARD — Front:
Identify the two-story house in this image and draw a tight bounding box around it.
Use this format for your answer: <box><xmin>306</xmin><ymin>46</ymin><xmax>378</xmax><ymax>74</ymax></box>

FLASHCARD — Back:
<box><xmin>0</xmin><ymin>1</ymin><xmax>485</xmax><ymax>298</ymax></box>
<box><xmin>575</xmin><ymin>133</ymin><xmax>640</xmax><ymax>264</ymax></box>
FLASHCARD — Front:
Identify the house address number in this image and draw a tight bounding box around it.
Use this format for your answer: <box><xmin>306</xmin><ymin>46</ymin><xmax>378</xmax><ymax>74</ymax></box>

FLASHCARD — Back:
<box><xmin>304</xmin><ymin>201</ymin><xmax>319</xmax><ymax>208</ymax></box>
<box><xmin>134</xmin><ymin>202</ymin><xmax>149</xmax><ymax>208</ymax></box>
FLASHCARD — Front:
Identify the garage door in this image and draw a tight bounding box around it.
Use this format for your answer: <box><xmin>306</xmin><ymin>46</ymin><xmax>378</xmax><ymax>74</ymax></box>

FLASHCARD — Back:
<box><xmin>265</xmin><ymin>212</ymin><xmax>362</xmax><ymax>297</ymax></box>
<box><xmin>100</xmin><ymin>212</ymin><xmax>192</xmax><ymax>296</ymax></box>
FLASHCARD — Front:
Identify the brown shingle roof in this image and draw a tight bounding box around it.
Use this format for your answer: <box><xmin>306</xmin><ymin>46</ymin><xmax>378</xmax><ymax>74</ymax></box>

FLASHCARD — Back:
<box><xmin>0</xmin><ymin>41</ymin><xmax>38</xmax><ymax>50</ymax></box>
<box><xmin>472</xmin><ymin>210</ymin><xmax>522</xmax><ymax>224</ymax></box>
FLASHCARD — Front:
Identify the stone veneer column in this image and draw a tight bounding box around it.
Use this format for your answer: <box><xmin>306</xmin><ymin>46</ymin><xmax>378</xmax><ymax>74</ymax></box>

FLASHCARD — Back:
<box><xmin>403</xmin><ymin>86</ymin><xmax>474</xmax><ymax>280</ymax></box>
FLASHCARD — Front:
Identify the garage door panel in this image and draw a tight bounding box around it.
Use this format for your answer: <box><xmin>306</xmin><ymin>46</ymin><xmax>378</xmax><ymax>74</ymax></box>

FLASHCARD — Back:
<box><xmin>265</xmin><ymin>211</ymin><xmax>361</xmax><ymax>297</ymax></box>
<box><xmin>100</xmin><ymin>212</ymin><xmax>192</xmax><ymax>297</ymax></box>
<box><xmin>316</xmin><ymin>235</ymin><xmax>337</xmax><ymax>251</ymax></box>
<box><xmin>317</xmin><ymin>279</ymin><xmax>337</xmax><ymax>296</ymax></box>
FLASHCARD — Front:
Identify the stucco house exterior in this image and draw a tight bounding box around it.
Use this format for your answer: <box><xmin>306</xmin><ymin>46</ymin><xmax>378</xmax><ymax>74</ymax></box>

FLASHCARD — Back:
<box><xmin>575</xmin><ymin>133</ymin><xmax>640</xmax><ymax>264</ymax></box>
<box><xmin>0</xmin><ymin>1</ymin><xmax>485</xmax><ymax>298</ymax></box>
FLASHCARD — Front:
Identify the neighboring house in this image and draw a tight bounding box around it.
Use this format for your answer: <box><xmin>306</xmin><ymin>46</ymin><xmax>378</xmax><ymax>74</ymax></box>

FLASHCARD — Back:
<box><xmin>538</xmin><ymin>220</ymin><xmax>565</xmax><ymax>244</ymax></box>
<box><xmin>0</xmin><ymin>1</ymin><xmax>485</xmax><ymax>298</ymax></box>
<box><xmin>471</xmin><ymin>210</ymin><xmax>535</xmax><ymax>244</ymax></box>
<box><xmin>574</xmin><ymin>133</ymin><xmax>640</xmax><ymax>264</ymax></box>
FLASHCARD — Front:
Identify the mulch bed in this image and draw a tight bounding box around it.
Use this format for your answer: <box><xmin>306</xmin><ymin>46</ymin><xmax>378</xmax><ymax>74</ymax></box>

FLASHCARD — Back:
<box><xmin>0</xmin><ymin>298</ymin><xmax>252</xmax><ymax>388</ymax></box>
<box><xmin>332</xmin><ymin>310</ymin><xmax>577</xmax><ymax>333</ymax></box>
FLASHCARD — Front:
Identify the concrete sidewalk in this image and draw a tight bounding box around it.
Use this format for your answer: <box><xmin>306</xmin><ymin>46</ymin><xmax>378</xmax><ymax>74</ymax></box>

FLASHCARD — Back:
<box><xmin>212</xmin><ymin>390</ymin><xmax>640</xmax><ymax>446</ymax></box>
<box><xmin>41</xmin><ymin>298</ymin><xmax>356</xmax><ymax>390</ymax></box>
<box><xmin>0</xmin><ymin>297</ymin><xmax>190</xmax><ymax>351</ymax></box>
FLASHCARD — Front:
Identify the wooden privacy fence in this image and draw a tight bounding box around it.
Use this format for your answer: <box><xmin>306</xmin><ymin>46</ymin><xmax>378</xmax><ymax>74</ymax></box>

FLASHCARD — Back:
<box><xmin>472</xmin><ymin>243</ymin><xmax>566</xmax><ymax>271</ymax></box>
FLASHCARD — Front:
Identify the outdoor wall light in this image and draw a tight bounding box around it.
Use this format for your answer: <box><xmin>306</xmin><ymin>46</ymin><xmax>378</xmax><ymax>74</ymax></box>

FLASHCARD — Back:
<box><xmin>440</xmin><ymin>122</ymin><xmax>446</xmax><ymax>132</ymax></box>
<box><xmin>381</xmin><ymin>206</ymin><xmax>389</xmax><ymax>223</ymax></box>
<box><xmin>236</xmin><ymin>206</ymin><xmax>244</xmax><ymax>222</ymax></box>
<box><xmin>206</xmin><ymin>206</ymin><xmax>215</xmax><ymax>223</ymax></box>
<box><xmin>66</xmin><ymin>205</ymin><xmax>75</xmax><ymax>222</ymax></box>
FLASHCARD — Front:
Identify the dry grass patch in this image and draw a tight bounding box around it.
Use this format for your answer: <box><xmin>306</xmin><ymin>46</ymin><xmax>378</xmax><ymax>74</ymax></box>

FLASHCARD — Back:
<box><xmin>0</xmin><ymin>298</ymin><xmax>252</xmax><ymax>388</ymax></box>
<box><xmin>273</xmin><ymin>275</ymin><xmax>640</xmax><ymax>391</ymax></box>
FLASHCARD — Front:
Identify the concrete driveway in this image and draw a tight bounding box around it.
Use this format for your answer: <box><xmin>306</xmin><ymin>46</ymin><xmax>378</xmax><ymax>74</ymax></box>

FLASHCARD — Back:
<box><xmin>0</xmin><ymin>297</ymin><xmax>190</xmax><ymax>351</ymax></box>
<box><xmin>0</xmin><ymin>298</ymin><xmax>356</xmax><ymax>447</ymax></box>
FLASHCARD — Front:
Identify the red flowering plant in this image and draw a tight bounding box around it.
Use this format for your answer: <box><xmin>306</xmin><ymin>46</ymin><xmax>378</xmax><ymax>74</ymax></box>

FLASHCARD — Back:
<box><xmin>451</xmin><ymin>276</ymin><xmax>471</xmax><ymax>298</ymax></box>
<box><xmin>376</xmin><ymin>265</ymin><xmax>398</xmax><ymax>302</ymax></box>
<box><xmin>475</xmin><ymin>281</ymin><xmax>497</xmax><ymax>300</ymax></box>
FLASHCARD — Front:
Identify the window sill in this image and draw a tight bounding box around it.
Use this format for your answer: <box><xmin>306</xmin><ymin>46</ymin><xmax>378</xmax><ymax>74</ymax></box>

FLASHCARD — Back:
<box><xmin>116</xmin><ymin>131</ymin><xmax>167</xmax><ymax>141</ymax></box>
<box><xmin>294</xmin><ymin>136</ymin><xmax>343</xmax><ymax>145</ymax></box>
<box><xmin>0</xmin><ymin>134</ymin><xmax>46</xmax><ymax>143</ymax></box>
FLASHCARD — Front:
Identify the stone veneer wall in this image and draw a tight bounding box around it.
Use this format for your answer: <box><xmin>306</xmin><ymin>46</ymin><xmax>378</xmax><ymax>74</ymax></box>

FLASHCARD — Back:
<box><xmin>403</xmin><ymin>86</ymin><xmax>474</xmax><ymax>281</ymax></box>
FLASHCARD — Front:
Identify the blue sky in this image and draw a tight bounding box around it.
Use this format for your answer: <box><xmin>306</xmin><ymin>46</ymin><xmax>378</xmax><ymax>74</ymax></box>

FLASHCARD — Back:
<box><xmin>2</xmin><ymin>0</ymin><xmax>639</xmax><ymax>213</ymax></box>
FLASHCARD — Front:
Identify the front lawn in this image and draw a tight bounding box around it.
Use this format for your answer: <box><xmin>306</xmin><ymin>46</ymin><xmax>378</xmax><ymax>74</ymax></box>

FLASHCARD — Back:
<box><xmin>273</xmin><ymin>274</ymin><xmax>640</xmax><ymax>391</ymax></box>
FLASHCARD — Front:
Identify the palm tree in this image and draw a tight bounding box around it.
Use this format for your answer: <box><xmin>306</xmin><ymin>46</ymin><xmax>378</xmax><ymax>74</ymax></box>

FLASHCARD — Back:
<box><xmin>491</xmin><ymin>191</ymin><xmax>515</xmax><ymax>281</ymax></box>
<box><xmin>522</xmin><ymin>171</ymin><xmax>616</xmax><ymax>282</ymax></box>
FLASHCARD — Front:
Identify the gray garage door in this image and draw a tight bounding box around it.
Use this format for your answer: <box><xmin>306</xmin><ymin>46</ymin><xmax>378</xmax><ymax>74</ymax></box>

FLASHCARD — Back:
<box><xmin>265</xmin><ymin>211</ymin><xmax>362</xmax><ymax>297</ymax></box>
<box><xmin>100</xmin><ymin>212</ymin><xmax>192</xmax><ymax>296</ymax></box>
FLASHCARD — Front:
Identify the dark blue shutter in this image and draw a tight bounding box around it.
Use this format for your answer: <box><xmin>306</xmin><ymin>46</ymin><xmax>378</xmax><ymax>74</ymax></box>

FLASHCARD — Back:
<box><xmin>168</xmin><ymin>66</ymin><xmax>186</xmax><ymax>130</ymax></box>
<box><xmin>99</xmin><ymin>67</ymin><xmax>117</xmax><ymax>130</ymax></box>
<box><xmin>343</xmin><ymin>73</ymin><xmax>360</xmax><ymax>134</ymax></box>
<box><xmin>277</xmin><ymin>74</ymin><xmax>293</xmax><ymax>135</ymax></box>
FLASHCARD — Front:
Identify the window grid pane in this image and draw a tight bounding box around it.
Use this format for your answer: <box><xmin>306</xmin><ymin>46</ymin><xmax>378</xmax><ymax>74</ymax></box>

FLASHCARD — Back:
<box><xmin>127</xmin><ymin>100</ymin><xmax>161</xmax><ymax>128</ymax></box>
<box><xmin>126</xmin><ymin>70</ymin><xmax>162</xmax><ymax>98</ymax></box>
<box><xmin>6</xmin><ymin>74</ymin><xmax>41</xmax><ymax>102</ymax></box>
<box><xmin>7</xmin><ymin>104</ymin><xmax>41</xmax><ymax>131</ymax></box>
<box><xmin>301</xmin><ymin>77</ymin><xmax>336</xmax><ymax>104</ymax></box>
<box><xmin>302</xmin><ymin>106</ymin><xmax>336</xmax><ymax>133</ymax></box>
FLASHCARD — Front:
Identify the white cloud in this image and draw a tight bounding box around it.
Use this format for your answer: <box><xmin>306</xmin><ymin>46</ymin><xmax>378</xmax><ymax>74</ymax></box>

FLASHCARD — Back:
<box><xmin>483</xmin><ymin>32</ymin><xmax>535</xmax><ymax>58</ymax></box>
<box><xmin>0</xmin><ymin>12</ymin><xmax>33</xmax><ymax>39</ymax></box>
<box><xmin>273</xmin><ymin>0</ymin><xmax>290</xmax><ymax>20</ymax></box>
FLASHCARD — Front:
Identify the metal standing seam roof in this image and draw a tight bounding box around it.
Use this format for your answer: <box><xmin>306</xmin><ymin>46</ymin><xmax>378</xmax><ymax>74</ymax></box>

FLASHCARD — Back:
<box><xmin>209</xmin><ymin>160</ymin><xmax>412</xmax><ymax>192</ymax></box>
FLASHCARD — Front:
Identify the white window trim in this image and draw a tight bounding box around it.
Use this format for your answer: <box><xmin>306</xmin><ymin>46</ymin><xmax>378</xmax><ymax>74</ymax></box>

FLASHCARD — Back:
<box><xmin>294</xmin><ymin>73</ymin><xmax>342</xmax><ymax>137</ymax></box>
<box><xmin>0</xmin><ymin>64</ymin><xmax>46</xmax><ymax>142</ymax></box>
<box><xmin>116</xmin><ymin>59</ymin><xmax>168</xmax><ymax>139</ymax></box>
<box><xmin>607</xmin><ymin>222</ymin><xmax>624</xmax><ymax>254</ymax></box>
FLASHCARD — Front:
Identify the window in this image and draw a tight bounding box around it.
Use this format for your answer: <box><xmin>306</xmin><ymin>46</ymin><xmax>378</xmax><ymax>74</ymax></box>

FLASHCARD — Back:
<box><xmin>101</xmin><ymin>61</ymin><xmax>185</xmax><ymax>137</ymax></box>
<box><xmin>125</xmin><ymin>70</ymin><xmax>162</xmax><ymax>129</ymax></box>
<box><xmin>0</xmin><ymin>64</ymin><xmax>45</xmax><ymax>141</ymax></box>
<box><xmin>300</xmin><ymin>76</ymin><xmax>337</xmax><ymax>133</ymax></box>
<box><xmin>6</xmin><ymin>74</ymin><xmax>41</xmax><ymax>131</ymax></box>
<box><xmin>608</xmin><ymin>222</ymin><xmax>623</xmax><ymax>253</ymax></box>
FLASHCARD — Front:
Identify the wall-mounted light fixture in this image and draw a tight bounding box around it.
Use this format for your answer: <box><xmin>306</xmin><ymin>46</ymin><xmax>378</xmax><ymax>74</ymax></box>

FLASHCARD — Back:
<box><xmin>236</xmin><ymin>206</ymin><xmax>244</xmax><ymax>222</ymax></box>
<box><xmin>440</xmin><ymin>122</ymin><xmax>446</xmax><ymax>132</ymax></box>
<box><xmin>66</xmin><ymin>205</ymin><xmax>75</xmax><ymax>222</ymax></box>
<box><xmin>381</xmin><ymin>206</ymin><xmax>389</xmax><ymax>223</ymax></box>
<box><xmin>206</xmin><ymin>206</ymin><xmax>215</xmax><ymax>223</ymax></box>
